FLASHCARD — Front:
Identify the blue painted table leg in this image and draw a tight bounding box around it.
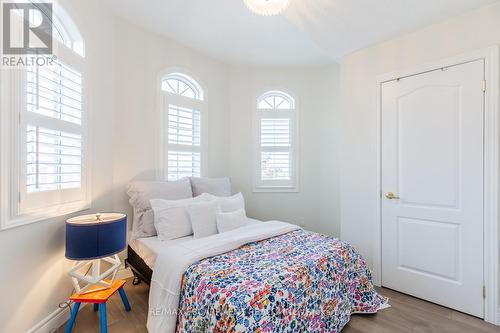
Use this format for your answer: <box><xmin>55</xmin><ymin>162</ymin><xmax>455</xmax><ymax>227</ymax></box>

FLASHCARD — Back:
<box><xmin>93</xmin><ymin>303</ymin><xmax>99</xmax><ymax>312</ymax></box>
<box><xmin>118</xmin><ymin>287</ymin><xmax>131</xmax><ymax>312</ymax></box>
<box><xmin>99</xmin><ymin>302</ymin><xmax>107</xmax><ymax>333</ymax></box>
<box><xmin>64</xmin><ymin>302</ymin><xmax>80</xmax><ymax>333</ymax></box>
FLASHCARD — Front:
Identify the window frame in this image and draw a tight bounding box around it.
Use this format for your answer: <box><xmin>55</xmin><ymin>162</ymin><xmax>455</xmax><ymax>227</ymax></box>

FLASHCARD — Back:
<box><xmin>253</xmin><ymin>89</ymin><xmax>299</xmax><ymax>193</ymax></box>
<box><xmin>0</xmin><ymin>8</ymin><xmax>89</xmax><ymax>230</ymax></box>
<box><xmin>158</xmin><ymin>70</ymin><xmax>208</xmax><ymax>181</ymax></box>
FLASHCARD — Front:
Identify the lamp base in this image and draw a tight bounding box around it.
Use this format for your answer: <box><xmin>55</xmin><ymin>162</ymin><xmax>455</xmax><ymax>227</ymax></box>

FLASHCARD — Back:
<box><xmin>69</xmin><ymin>254</ymin><xmax>121</xmax><ymax>294</ymax></box>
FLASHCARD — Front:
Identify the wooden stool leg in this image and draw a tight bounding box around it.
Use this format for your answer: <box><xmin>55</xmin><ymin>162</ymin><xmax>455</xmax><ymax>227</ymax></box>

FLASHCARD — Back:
<box><xmin>99</xmin><ymin>303</ymin><xmax>107</xmax><ymax>333</ymax></box>
<box><xmin>65</xmin><ymin>302</ymin><xmax>81</xmax><ymax>333</ymax></box>
<box><xmin>118</xmin><ymin>287</ymin><xmax>131</xmax><ymax>312</ymax></box>
<box><xmin>93</xmin><ymin>303</ymin><xmax>99</xmax><ymax>312</ymax></box>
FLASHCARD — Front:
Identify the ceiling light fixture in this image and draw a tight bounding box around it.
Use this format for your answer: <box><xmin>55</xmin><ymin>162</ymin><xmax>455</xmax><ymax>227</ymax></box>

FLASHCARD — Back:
<box><xmin>244</xmin><ymin>0</ymin><xmax>291</xmax><ymax>16</ymax></box>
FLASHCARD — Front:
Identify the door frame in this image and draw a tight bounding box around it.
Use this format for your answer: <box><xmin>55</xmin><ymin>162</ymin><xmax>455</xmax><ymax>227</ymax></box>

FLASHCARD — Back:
<box><xmin>374</xmin><ymin>46</ymin><xmax>500</xmax><ymax>325</ymax></box>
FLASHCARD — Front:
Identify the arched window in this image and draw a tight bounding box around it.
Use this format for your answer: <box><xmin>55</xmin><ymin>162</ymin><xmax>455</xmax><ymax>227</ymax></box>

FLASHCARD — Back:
<box><xmin>0</xmin><ymin>3</ymin><xmax>87</xmax><ymax>228</ymax></box>
<box><xmin>255</xmin><ymin>90</ymin><xmax>298</xmax><ymax>191</ymax></box>
<box><xmin>52</xmin><ymin>4</ymin><xmax>85</xmax><ymax>57</ymax></box>
<box><xmin>160</xmin><ymin>72</ymin><xmax>206</xmax><ymax>181</ymax></box>
<box><xmin>161</xmin><ymin>73</ymin><xmax>204</xmax><ymax>101</ymax></box>
<box><xmin>19</xmin><ymin>1</ymin><xmax>85</xmax><ymax>56</ymax></box>
<box><xmin>258</xmin><ymin>90</ymin><xmax>295</xmax><ymax>110</ymax></box>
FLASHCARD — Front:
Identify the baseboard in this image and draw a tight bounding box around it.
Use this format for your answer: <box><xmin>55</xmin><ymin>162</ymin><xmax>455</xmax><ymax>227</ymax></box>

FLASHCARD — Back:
<box><xmin>26</xmin><ymin>267</ymin><xmax>133</xmax><ymax>333</ymax></box>
<box><xmin>26</xmin><ymin>305</ymin><xmax>72</xmax><ymax>333</ymax></box>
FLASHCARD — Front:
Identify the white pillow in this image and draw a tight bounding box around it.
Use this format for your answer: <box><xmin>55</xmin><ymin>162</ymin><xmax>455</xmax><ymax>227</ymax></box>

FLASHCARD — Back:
<box><xmin>216</xmin><ymin>208</ymin><xmax>247</xmax><ymax>233</ymax></box>
<box><xmin>190</xmin><ymin>177</ymin><xmax>232</xmax><ymax>197</ymax></box>
<box><xmin>150</xmin><ymin>193</ymin><xmax>212</xmax><ymax>241</ymax></box>
<box><xmin>127</xmin><ymin>179</ymin><xmax>192</xmax><ymax>238</ymax></box>
<box><xmin>214</xmin><ymin>192</ymin><xmax>245</xmax><ymax>213</ymax></box>
<box><xmin>188</xmin><ymin>200</ymin><xmax>219</xmax><ymax>239</ymax></box>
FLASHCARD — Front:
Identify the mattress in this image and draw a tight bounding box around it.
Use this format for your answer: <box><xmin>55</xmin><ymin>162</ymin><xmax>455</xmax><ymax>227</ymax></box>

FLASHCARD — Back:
<box><xmin>129</xmin><ymin>218</ymin><xmax>261</xmax><ymax>269</ymax></box>
<box><xmin>129</xmin><ymin>235</ymin><xmax>193</xmax><ymax>268</ymax></box>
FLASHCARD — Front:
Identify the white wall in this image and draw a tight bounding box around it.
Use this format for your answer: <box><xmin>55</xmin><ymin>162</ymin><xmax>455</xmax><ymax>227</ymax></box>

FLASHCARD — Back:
<box><xmin>0</xmin><ymin>1</ymin><xmax>343</xmax><ymax>331</ymax></box>
<box><xmin>316</xmin><ymin>64</ymin><xmax>341</xmax><ymax>236</ymax></box>
<box><xmin>0</xmin><ymin>2</ymin><xmax>233</xmax><ymax>332</ymax></box>
<box><xmin>0</xmin><ymin>1</ymin><xmax>117</xmax><ymax>332</ymax></box>
<box><xmin>228</xmin><ymin>65</ymin><xmax>341</xmax><ymax>234</ymax></box>
<box><xmin>110</xmin><ymin>16</ymin><xmax>232</xmax><ymax>218</ymax></box>
<box><xmin>339</xmin><ymin>1</ymin><xmax>500</xmax><ymax>277</ymax></box>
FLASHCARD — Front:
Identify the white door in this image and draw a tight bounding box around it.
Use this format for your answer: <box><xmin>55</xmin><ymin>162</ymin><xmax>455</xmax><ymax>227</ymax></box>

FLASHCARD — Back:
<box><xmin>381</xmin><ymin>59</ymin><xmax>485</xmax><ymax>317</ymax></box>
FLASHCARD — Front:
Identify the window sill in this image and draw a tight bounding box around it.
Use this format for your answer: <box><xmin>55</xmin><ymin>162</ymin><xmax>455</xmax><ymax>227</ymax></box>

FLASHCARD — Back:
<box><xmin>253</xmin><ymin>186</ymin><xmax>299</xmax><ymax>193</ymax></box>
<box><xmin>0</xmin><ymin>201</ymin><xmax>91</xmax><ymax>231</ymax></box>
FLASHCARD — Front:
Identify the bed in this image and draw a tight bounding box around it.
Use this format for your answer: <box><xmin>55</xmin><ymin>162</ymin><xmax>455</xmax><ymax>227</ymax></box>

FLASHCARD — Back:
<box><xmin>126</xmin><ymin>235</ymin><xmax>194</xmax><ymax>285</ymax></box>
<box><xmin>127</xmin><ymin>219</ymin><xmax>388</xmax><ymax>333</ymax></box>
<box><xmin>125</xmin><ymin>219</ymin><xmax>261</xmax><ymax>285</ymax></box>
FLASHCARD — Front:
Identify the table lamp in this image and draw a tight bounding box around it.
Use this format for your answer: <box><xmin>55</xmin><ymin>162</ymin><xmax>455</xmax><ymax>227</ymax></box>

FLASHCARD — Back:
<box><xmin>65</xmin><ymin>213</ymin><xmax>127</xmax><ymax>293</ymax></box>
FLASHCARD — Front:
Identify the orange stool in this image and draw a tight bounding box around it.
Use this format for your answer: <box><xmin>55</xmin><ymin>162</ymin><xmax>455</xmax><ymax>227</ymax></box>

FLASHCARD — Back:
<box><xmin>65</xmin><ymin>279</ymin><xmax>131</xmax><ymax>333</ymax></box>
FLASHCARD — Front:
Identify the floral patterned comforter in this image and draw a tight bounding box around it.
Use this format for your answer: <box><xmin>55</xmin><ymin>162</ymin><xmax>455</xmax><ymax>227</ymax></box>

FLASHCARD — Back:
<box><xmin>176</xmin><ymin>230</ymin><xmax>387</xmax><ymax>333</ymax></box>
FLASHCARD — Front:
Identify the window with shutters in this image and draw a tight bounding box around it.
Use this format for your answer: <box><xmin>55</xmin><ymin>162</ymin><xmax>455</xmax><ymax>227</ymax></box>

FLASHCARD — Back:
<box><xmin>0</xmin><ymin>5</ymin><xmax>87</xmax><ymax>229</ymax></box>
<box><xmin>254</xmin><ymin>90</ymin><xmax>298</xmax><ymax>192</ymax></box>
<box><xmin>160</xmin><ymin>72</ymin><xmax>206</xmax><ymax>181</ymax></box>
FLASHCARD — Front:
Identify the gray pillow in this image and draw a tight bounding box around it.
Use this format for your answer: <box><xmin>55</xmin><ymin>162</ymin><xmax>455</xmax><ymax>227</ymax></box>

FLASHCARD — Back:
<box><xmin>190</xmin><ymin>177</ymin><xmax>232</xmax><ymax>197</ymax></box>
<box><xmin>127</xmin><ymin>178</ymin><xmax>192</xmax><ymax>238</ymax></box>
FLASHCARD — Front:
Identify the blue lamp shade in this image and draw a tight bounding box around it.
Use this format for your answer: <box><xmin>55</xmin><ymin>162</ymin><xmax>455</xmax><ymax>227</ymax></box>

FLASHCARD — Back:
<box><xmin>65</xmin><ymin>213</ymin><xmax>127</xmax><ymax>260</ymax></box>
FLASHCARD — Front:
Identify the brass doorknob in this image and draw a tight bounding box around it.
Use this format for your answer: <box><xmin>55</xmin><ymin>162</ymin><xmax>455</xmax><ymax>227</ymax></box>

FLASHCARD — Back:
<box><xmin>385</xmin><ymin>192</ymin><xmax>400</xmax><ymax>200</ymax></box>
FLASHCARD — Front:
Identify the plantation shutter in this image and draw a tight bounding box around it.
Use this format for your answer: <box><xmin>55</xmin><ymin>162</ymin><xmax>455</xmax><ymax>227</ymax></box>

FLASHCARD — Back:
<box><xmin>255</xmin><ymin>91</ymin><xmax>297</xmax><ymax>190</ymax></box>
<box><xmin>20</xmin><ymin>58</ymin><xmax>85</xmax><ymax>212</ymax></box>
<box><xmin>166</xmin><ymin>104</ymin><xmax>201</xmax><ymax>181</ymax></box>
<box><xmin>161</xmin><ymin>73</ymin><xmax>205</xmax><ymax>181</ymax></box>
<box><xmin>0</xmin><ymin>3</ymin><xmax>89</xmax><ymax>224</ymax></box>
<box><xmin>260</xmin><ymin>119</ymin><xmax>291</xmax><ymax>180</ymax></box>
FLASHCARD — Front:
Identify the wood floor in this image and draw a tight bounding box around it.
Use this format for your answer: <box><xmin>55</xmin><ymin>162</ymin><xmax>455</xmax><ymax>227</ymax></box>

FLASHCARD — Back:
<box><xmin>56</xmin><ymin>278</ymin><xmax>500</xmax><ymax>333</ymax></box>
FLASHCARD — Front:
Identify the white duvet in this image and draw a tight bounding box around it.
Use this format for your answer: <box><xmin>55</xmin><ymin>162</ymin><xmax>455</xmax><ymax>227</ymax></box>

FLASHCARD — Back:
<box><xmin>147</xmin><ymin>220</ymin><xmax>300</xmax><ymax>333</ymax></box>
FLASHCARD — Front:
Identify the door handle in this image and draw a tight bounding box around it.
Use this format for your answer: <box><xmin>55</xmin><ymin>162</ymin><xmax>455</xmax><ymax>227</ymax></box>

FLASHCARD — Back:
<box><xmin>385</xmin><ymin>192</ymin><xmax>400</xmax><ymax>200</ymax></box>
